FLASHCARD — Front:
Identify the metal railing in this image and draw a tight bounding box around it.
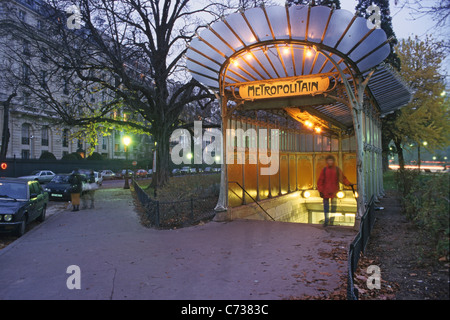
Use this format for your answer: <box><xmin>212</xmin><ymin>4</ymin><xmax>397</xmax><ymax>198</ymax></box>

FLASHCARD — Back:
<box><xmin>132</xmin><ymin>179</ymin><xmax>217</xmax><ymax>228</ymax></box>
<box><xmin>347</xmin><ymin>196</ymin><xmax>376</xmax><ymax>300</ymax></box>
<box><xmin>228</xmin><ymin>181</ymin><xmax>275</xmax><ymax>221</ymax></box>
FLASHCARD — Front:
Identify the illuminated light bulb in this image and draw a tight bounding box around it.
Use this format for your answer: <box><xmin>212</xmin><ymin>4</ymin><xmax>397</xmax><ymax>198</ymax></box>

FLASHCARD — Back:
<box><xmin>245</xmin><ymin>51</ymin><xmax>253</xmax><ymax>60</ymax></box>
<box><xmin>336</xmin><ymin>191</ymin><xmax>345</xmax><ymax>199</ymax></box>
<box><xmin>301</xmin><ymin>190</ymin><xmax>311</xmax><ymax>198</ymax></box>
<box><xmin>315</xmin><ymin>127</ymin><xmax>322</xmax><ymax>133</ymax></box>
<box><xmin>231</xmin><ymin>59</ymin><xmax>239</xmax><ymax>67</ymax></box>
<box><xmin>283</xmin><ymin>45</ymin><xmax>290</xmax><ymax>55</ymax></box>
<box><xmin>305</xmin><ymin>47</ymin><xmax>313</xmax><ymax>58</ymax></box>
<box><xmin>354</xmin><ymin>191</ymin><xmax>359</xmax><ymax>198</ymax></box>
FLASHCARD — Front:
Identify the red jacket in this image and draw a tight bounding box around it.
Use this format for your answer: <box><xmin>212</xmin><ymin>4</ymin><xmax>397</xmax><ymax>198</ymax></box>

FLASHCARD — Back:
<box><xmin>317</xmin><ymin>166</ymin><xmax>351</xmax><ymax>199</ymax></box>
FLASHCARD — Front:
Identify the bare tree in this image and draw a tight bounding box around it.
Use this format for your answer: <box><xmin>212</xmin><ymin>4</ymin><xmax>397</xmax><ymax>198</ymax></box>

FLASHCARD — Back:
<box><xmin>1</xmin><ymin>0</ymin><xmax>241</xmax><ymax>187</ymax></box>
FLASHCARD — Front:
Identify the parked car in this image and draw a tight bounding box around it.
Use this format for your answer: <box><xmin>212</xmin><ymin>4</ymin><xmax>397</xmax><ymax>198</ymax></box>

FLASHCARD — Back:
<box><xmin>136</xmin><ymin>169</ymin><xmax>148</xmax><ymax>178</ymax></box>
<box><xmin>77</xmin><ymin>170</ymin><xmax>101</xmax><ymax>185</ymax></box>
<box><xmin>18</xmin><ymin>170</ymin><xmax>55</xmax><ymax>184</ymax></box>
<box><xmin>180</xmin><ymin>167</ymin><xmax>191</xmax><ymax>174</ymax></box>
<box><xmin>94</xmin><ymin>172</ymin><xmax>103</xmax><ymax>186</ymax></box>
<box><xmin>100</xmin><ymin>170</ymin><xmax>116</xmax><ymax>180</ymax></box>
<box><xmin>172</xmin><ymin>168</ymin><xmax>180</xmax><ymax>175</ymax></box>
<box><xmin>44</xmin><ymin>174</ymin><xmax>87</xmax><ymax>201</ymax></box>
<box><xmin>44</xmin><ymin>174</ymin><xmax>73</xmax><ymax>201</ymax></box>
<box><xmin>204</xmin><ymin>167</ymin><xmax>212</xmax><ymax>172</ymax></box>
<box><xmin>117</xmin><ymin>169</ymin><xmax>134</xmax><ymax>179</ymax></box>
<box><xmin>0</xmin><ymin>178</ymin><xmax>48</xmax><ymax>237</ymax></box>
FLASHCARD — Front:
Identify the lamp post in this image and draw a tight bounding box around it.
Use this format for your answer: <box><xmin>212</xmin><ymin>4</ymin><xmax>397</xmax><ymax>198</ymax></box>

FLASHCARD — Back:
<box><xmin>123</xmin><ymin>136</ymin><xmax>131</xmax><ymax>189</ymax></box>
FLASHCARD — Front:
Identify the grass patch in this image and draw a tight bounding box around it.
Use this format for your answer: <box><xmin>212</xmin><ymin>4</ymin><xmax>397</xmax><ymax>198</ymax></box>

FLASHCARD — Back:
<box><xmin>383</xmin><ymin>170</ymin><xmax>396</xmax><ymax>191</ymax></box>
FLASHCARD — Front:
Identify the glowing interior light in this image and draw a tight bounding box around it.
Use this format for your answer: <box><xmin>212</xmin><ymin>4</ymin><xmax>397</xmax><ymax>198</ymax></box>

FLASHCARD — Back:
<box><xmin>315</xmin><ymin>127</ymin><xmax>322</xmax><ymax>133</ymax></box>
<box><xmin>283</xmin><ymin>45</ymin><xmax>290</xmax><ymax>55</ymax></box>
<box><xmin>354</xmin><ymin>191</ymin><xmax>359</xmax><ymax>198</ymax></box>
<box><xmin>302</xmin><ymin>190</ymin><xmax>311</xmax><ymax>198</ymax></box>
<box><xmin>304</xmin><ymin>120</ymin><xmax>312</xmax><ymax>128</ymax></box>
<box><xmin>305</xmin><ymin>47</ymin><xmax>313</xmax><ymax>58</ymax></box>
<box><xmin>336</xmin><ymin>191</ymin><xmax>345</xmax><ymax>199</ymax></box>
<box><xmin>245</xmin><ymin>51</ymin><xmax>253</xmax><ymax>60</ymax></box>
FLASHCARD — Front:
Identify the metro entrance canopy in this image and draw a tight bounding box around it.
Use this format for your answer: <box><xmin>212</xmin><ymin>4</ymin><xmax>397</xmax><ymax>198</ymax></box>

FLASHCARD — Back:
<box><xmin>186</xmin><ymin>4</ymin><xmax>412</xmax><ymax>223</ymax></box>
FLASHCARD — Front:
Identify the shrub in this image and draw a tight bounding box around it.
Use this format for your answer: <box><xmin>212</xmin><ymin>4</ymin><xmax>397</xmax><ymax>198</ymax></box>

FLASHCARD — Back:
<box><xmin>39</xmin><ymin>151</ymin><xmax>56</xmax><ymax>160</ymax></box>
<box><xmin>402</xmin><ymin>172</ymin><xmax>449</xmax><ymax>257</ymax></box>
<box><xmin>62</xmin><ymin>153</ymin><xmax>80</xmax><ymax>161</ymax></box>
<box><xmin>87</xmin><ymin>152</ymin><xmax>103</xmax><ymax>161</ymax></box>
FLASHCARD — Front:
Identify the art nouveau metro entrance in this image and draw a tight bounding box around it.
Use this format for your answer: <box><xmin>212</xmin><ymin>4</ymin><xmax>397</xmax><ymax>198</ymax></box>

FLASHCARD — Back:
<box><xmin>186</xmin><ymin>4</ymin><xmax>411</xmax><ymax>226</ymax></box>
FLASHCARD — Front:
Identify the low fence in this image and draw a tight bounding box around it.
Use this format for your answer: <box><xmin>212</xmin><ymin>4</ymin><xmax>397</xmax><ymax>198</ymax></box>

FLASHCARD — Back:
<box><xmin>132</xmin><ymin>179</ymin><xmax>217</xmax><ymax>228</ymax></box>
<box><xmin>347</xmin><ymin>196</ymin><xmax>376</xmax><ymax>300</ymax></box>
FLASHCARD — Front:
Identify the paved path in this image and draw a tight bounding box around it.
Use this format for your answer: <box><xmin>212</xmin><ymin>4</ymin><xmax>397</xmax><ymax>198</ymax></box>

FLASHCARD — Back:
<box><xmin>0</xmin><ymin>187</ymin><xmax>356</xmax><ymax>300</ymax></box>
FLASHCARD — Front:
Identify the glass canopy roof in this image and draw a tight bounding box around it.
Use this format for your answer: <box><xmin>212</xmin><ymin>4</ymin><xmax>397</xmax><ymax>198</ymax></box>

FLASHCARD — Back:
<box><xmin>186</xmin><ymin>4</ymin><xmax>412</xmax><ymax>123</ymax></box>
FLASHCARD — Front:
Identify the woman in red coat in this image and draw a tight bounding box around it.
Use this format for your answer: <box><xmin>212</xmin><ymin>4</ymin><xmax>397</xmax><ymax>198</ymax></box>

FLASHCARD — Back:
<box><xmin>317</xmin><ymin>155</ymin><xmax>352</xmax><ymax>226</ymax></box>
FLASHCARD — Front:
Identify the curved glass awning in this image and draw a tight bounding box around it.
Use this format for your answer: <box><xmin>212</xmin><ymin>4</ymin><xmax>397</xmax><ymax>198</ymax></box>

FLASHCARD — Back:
<box><xmin>186</xmin><ymin>4</ymin><xmax>412</xmax><ymax>125</ymax></box>
<box><xmin>186</xmin><ymin>5</ymin><xmax>390</xmax><ymax>88</ymax></box>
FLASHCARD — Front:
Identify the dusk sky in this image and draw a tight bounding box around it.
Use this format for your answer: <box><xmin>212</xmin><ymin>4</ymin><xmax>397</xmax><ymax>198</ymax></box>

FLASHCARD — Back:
<box><xmin>273</xmin><ymin>0</ymin><xmax>449</xmax><ymax>86</ymax></box>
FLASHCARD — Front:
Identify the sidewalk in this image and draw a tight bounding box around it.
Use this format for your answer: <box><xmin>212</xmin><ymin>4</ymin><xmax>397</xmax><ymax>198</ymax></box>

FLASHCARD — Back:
<box><xmin>0</xmin><ymin>187</ymin><xmax>356</xmax><ymax>300</ymax></box>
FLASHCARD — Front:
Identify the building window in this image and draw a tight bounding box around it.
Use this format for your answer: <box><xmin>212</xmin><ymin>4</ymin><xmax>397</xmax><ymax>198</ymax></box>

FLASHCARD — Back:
<box><xmin>21</xmin><ymin>149</ymin><xmax>30</xmax><ymax>159</ymax></box>
<box><xmin>41</xmin><ymin>126</ymin><xmax>49</xmax><ymax>146</ymax></box>
<box><xmin>40</xmin><ymin>70</ymin><xmax>47</xmax><ymax>86</ymax></box>
<box><xmin>22</xmin><ymin>64</ymin><xmax>30</xmax><ymax>84</ymax></box>
<box><xmin>21</xmin><ymin>123</ymin><xmax>31</xmax><ymax>145</ymax></box>
<box><xmin>18</xmin><ymin>10</ymin><xmax>26</xmax><ymax>22</ymax></box>
<box><xmin>62</xmin><ymin>129</ymin><xmax>69</xmax><ymax>148</ymax></box>
<box><xmin>102</xmin><ymin>137</ymin><xmax>107</xmax><ymax>150</ymax></box>
<box><xmin>23</xmin><ymin>92</ymin><xmax>30</xmax><ymax>106</ymax></box>
<box><xmin>41</xmin><ymin>48</ymin><xmax>48</xmax><ymax>63</ymax></box>
<box><xmin>23</xmin><ymin>40</ymin><xmax>30</xmax><ymax>55</ymax></box>
<box><xmin>63</xmin><ymin>77</ymin><xmax>69</xmax><ymax>95</ymax></box>
<box><xmin>77</xmin><ymin>139</ymin><xmax>83</xmax><ymax>150</ymax></box>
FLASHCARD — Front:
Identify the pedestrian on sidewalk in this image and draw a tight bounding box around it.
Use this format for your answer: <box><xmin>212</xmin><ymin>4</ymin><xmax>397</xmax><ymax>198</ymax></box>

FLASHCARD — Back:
<box><xmin>69</xmin><ymin>169</ymin><xmax>83</xmax><ymax>212</ymax></box>
<box><xmin>82</xmin><ymin>170</ymin><xmax>97</xmax><ymax>209</ymax></box>
<box><xmin>317</xmin><ymin>155</ymin><xmax>353</xmax><ymax>227</ymax></box>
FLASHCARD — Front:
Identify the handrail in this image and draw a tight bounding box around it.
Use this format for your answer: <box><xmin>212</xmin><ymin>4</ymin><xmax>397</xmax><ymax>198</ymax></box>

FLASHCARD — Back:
<box><xmin>228</xmin><ymin>181</ymin><xmax>275</xmax><ymax>221</ymax></box>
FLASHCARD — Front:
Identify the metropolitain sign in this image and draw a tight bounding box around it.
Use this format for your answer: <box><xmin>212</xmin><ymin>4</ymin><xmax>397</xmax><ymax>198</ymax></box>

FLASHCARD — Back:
<box><xmin>238</xmin><ymin>76</ymin><xmax>330</xmax><ymax>100</ymax></box>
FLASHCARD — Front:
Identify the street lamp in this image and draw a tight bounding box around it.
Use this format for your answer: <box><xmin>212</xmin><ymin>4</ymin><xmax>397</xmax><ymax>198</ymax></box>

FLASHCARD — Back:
<box><xmin>123</xmin><ymin>136</ymin><xmax>131</xmax><ymax>189</ymax></box>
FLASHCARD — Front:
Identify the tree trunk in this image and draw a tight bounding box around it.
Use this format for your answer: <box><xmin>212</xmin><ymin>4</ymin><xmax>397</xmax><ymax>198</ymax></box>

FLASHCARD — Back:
<box><xmin>150</xmin><ymin>127</ymin><xmax>170</xmax><ymax>189</ymax></box>
<box><xmin>417</xmin><ymin>145</ymin><xmax>421</xmax><ymax>172</ymax></box>
<box><xmin>1</xmin><ymin>92</ymin><xmax>16</xmax><ymax>160</ymax></box>
<box><xmin>393</xmin><ymin>138</ymin><xmax>405</xmax><ymax>171</ymax></box>
<box><xmin>381</xmin><ymin>137</ymin><xmax>390</xmax><ymax>172</ymax></box>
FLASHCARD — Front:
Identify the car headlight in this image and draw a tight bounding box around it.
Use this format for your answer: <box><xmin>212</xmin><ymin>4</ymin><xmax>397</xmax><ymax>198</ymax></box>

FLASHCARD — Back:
<box><xmin>3</xmin><ymin>214</ymin><xmax>13</xmax><ymax>222</ymax></box>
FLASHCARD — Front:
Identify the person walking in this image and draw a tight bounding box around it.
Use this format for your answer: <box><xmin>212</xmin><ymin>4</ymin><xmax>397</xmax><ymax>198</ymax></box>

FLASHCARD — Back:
<box><xmin>68</xmin><ymin>169</ymin><xmax>83</xmax><ymax>212</ymax></box>
<box><xmin>317</xmin><ymin>155</ymin><xmax>353</xmax><ymax>227</ymax></box>
<box><xmin>82</xmin><ymin>170</ymin><xmax>96</xmax><ymax>209</ymax></box>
